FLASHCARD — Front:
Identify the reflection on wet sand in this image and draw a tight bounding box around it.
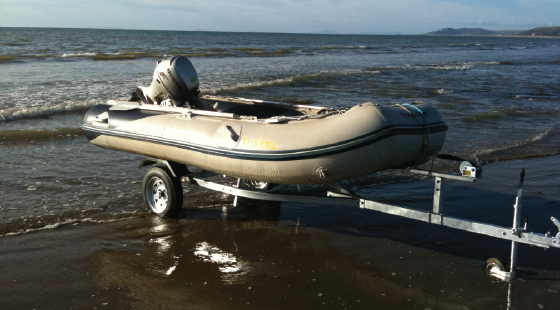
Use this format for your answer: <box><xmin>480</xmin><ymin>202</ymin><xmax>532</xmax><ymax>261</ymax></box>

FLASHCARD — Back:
<box><xmin>194</xmin><ymin>241</ymin><xmax>251</xmax><ymax>284</ymax></box>
<box><xmin>89</xmin><ymin>202</ymin><xmax>499</xmax><ymax>310</ymax></box>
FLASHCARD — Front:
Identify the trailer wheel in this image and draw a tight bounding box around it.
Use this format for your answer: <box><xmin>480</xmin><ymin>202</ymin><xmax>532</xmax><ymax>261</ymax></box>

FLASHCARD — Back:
<box><xmin>486</xmin><ymin>258</ymin><xmax>506</xmax><ymax>272</ymax></box>
<box><xmin>142</xmin><ymin>166</ymin><xmax>183</xmax><ymax>218</ymax></box>
<box><xmin>245</xmin><ymin>180</ymin><xmax>276</xmax><ymax>190</ymax></box>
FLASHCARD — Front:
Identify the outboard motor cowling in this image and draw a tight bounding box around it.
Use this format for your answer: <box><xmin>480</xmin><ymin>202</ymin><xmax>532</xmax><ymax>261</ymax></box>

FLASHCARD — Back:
<box><xmin>137</xmin><ymin>56</ymin><xmax>200</xmax><ymax>107</ymax></box>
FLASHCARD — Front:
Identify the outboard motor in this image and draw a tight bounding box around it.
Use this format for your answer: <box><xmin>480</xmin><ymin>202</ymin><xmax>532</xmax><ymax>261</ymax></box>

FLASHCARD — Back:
<box><xmin>136</xmin><ymin>56</ymin><xmax>207</xmax><ymax>109</ymax></box>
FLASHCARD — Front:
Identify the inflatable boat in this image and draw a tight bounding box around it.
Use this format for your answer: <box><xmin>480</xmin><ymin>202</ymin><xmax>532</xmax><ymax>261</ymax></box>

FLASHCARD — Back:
<box><xmin>81</xmin><ymin>56</ymin><xmax>447</xmax><ymax>216</ymax></box>
<box><xmin>83</xmin><ymin>96</ymin><xmax>447</xmax><ymax>185</ymax></box>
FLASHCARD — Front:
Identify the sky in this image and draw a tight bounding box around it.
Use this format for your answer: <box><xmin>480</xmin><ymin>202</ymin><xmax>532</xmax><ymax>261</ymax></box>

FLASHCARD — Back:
<box><xmin>1</xmin><ymin>0</ymin><xmax>559</xmax><ymax>34</ymax></box>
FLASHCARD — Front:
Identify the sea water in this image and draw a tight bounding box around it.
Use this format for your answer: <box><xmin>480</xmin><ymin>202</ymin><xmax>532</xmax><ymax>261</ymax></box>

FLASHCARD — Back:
<box><xmin>1</xmin><ymin>27</ymin><xmax>559</xmax><ymax>235</ymax></box>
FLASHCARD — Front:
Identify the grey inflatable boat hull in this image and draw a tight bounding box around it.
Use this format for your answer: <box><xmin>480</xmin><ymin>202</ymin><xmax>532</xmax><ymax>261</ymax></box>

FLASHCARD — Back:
<box><xmin>82</xmin><ymin>99</ymin><xmax>447</xmax><ymax>184</ymax></box>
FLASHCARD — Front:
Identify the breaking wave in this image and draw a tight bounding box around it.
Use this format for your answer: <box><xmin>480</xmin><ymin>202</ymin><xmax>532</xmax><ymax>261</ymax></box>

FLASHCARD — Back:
<box><xmin>0</xmin><ymin>47</ymin><xmax>315</xmax><ymax>63</ymax></box>
<box><xmin>363</xmin><ymin>61</ymin><xmax>501</xmax><ymax>73</ymax></box>
<box><xmin>203</xmin><ymin>68</ymin><xmax>373</xmax><ymax>95</ymax></box>
<box><xmin>436</xmin><ymin>89</ymin><xmax>453</xmax><ymax>95</ymax></box>
<box><xmin>0</xmin><ymin>101</ymin><xmax>97</xmax><ymax>122</ymax></box>
<box><xmin>0</xmin><ymin>214</ymin><xmax>142</xmax><ymax>237</ymax></box>
<box><xmin>61</xmin><ymin>52</ymin><xmax>97</xmax><ymax>57</ymax></box>
<box><xmin>476</xmin><ymin>123</ymin><xmax>560</xmax><ymax>161</ymax></box>
<box><xmin>0</xmin><ymin>44</ymin><xmax>401</xmax><ymax>64</ymax></box>
<box><xmin>0</xmin><ymin>193</ymin><xmax>146</xmax><ymax>237</ymax></box>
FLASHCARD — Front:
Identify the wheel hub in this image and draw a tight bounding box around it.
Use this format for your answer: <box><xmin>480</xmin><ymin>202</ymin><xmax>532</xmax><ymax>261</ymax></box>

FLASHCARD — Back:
<box><xmin>148</xmin><ymin>178</ymin><xmax>168</xmax><ymax>213</ymax></box>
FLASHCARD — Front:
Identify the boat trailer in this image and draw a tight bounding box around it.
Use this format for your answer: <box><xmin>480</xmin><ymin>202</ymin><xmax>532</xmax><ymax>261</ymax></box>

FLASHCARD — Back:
<box><xmin>139</xmin><ymin>156</ymin><xmax>560</xmax><ymax>281</ymax></box>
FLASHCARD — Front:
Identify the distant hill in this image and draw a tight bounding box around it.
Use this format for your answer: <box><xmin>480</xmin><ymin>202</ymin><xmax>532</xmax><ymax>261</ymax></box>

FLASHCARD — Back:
<box><xmin>518</xmin><ymin>27</ymin><xmax>560</xmax><ymax>36</ymax></box>
<box><xmin>426</xmin><ymin>28</ymin><xmax>522</xmax><ymax>36</ymax></box>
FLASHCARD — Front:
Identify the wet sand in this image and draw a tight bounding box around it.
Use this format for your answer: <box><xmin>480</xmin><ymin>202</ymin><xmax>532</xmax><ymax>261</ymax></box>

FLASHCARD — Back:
<box><xmin>1</xmin><ymin>156</ymin><xmax>559</xmax><ymax>309</ymax></box>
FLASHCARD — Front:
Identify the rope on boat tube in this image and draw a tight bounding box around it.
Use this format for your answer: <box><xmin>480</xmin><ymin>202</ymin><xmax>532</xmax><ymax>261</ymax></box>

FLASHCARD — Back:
<box><xmin>397</xmin><ymin>103</ymin><xmax>436</xmax><ymax>157</ymax></box>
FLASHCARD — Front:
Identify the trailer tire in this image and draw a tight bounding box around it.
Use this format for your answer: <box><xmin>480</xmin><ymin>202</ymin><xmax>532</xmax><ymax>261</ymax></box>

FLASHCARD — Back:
<box><xmin>245</xmin><ymin>180</ymin><xmax>276</xmax><ymax>190</ymax></box>
<box><xmin>486</xmin><ymin>258</ymin><xmax>506</xmax><ymax>272</ymax></box>
<box><xmin>142</xmin><ymin>166</ymin><xmax>183</xmax><ymax>218</ymax></box>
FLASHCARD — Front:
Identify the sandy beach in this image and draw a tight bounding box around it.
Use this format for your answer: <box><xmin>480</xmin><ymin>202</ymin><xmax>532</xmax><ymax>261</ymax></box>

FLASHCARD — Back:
<box><xmin>2</xmin><ymin>155</ymin><xmax>559</xmax><ymax>310</ymax></box>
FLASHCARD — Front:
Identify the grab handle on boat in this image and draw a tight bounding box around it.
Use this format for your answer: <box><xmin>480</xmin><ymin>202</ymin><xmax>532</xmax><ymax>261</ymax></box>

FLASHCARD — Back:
<box><xmin>225</xmin><ymin>125</ymin><xmax>240</xmax><ymax>142</ymax></box>
<box><xmin>400</xmin><ymin>103</ymin><xmax>429</xmax><ymax>135</ymax></box>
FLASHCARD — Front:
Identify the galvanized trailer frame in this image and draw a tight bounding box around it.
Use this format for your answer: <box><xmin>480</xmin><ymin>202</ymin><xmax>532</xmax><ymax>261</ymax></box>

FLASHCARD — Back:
<box><xmin>141</xmin><ymin>156</ymin><xmax>560</xmax><ymax>281</ymax></box>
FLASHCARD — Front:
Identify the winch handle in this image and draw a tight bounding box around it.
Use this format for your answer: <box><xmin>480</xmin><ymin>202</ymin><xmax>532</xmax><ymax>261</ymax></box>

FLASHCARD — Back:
<box><xmin>552</xmin><ymin>217</ymin><xmax>560</xmax><ymax>230</ymax></box>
